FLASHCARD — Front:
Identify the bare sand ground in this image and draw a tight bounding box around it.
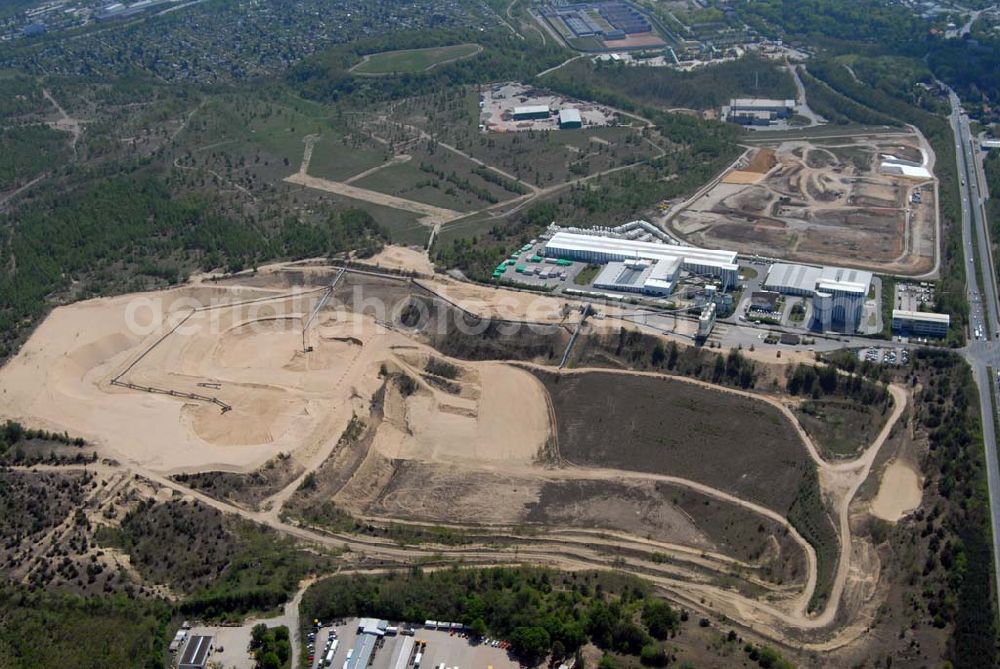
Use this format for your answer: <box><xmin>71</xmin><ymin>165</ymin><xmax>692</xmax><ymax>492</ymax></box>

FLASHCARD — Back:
<box><xmin>722</xmin><ymin>170</ymin><xmax>767</xmax><ymax>185</ymax></box>
<box><xmin>869</xmin><ymin>459</ymin><xmax>922</xmax><ymax>521</ymax></box>
<box><xmin>285</xmin><ymin>172</ymin><xmax>462</xmax><ymax>228</ymax></box>
<box><xmin>373</xmin><ymin>362</ymin><xmax>549</xmax><ymax>464</ymax></box>
<box><xmin>0</xmin><ymin>276</ymin><xmax>552</xmax><ymax>474</ymax></box>
<box><xmin>361</xmin><ymin>245</ymin><xmax>435</xmax><ymax>276</ymax></box>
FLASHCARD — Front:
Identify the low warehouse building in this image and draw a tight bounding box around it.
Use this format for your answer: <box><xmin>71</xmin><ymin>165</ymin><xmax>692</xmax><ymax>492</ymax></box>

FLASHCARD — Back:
<box><xmin>544</xmin><ymin>231</ymin><xmax>739</xmax><ymax>286</ymax></box>
<box><xmin>179</xmin><ymin>635</ymin><xmax>214</xmax><ymax>669</ymax></box>
<box><xmin>592</xmin><ymin>257</ymin><xmax>681</xmax><ymax>296</ymax></box>
<box><xmin>513</xmin><ymin>105</ymin><xmax>550</xmax><ymax>121</ymax></box>
<box><xmin>724</xmin><ymin>98</ymin><xmax>795</xmax><ymax>125</ymax></box>
<box><xmin>559</xmin><ymin>108</ymin><xmax>582</xmax><ymax>129</ymax></box>
<box><xmin>892</xmin><ymin>309</ymin><xmax>950</xmax><ymax>338</ymax></box>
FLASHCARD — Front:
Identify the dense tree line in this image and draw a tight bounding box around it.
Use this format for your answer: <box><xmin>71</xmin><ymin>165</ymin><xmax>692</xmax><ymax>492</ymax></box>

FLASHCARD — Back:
<box><xmin>0</xmin><ymin>586</ymin><xmax>171</xmax><ymax>669</ymax></box>
<box><xmin>0</xmin><ymin>173</ymin><xmax>385</xmax><ymax>360</ymax></box>
<box><xmin>250</xmin><ymin>624</ymin><xmax>291</xmax><ymax>669</ymax></box>
<box><xmin>300</xmin><ymin>568</ymin><xmax>684</xmax><ymax>664</ymax></box>
<box><xmin>0</xmin><ymin>124</ymin><xmax>67</xmax><ymax>190</ymax></box>
<box><xmin>910</xmin><ymin>349</ymin><xmax>997</xmax><ymax>666</ymax></box>
<box><xmin>546</xmin><ymin>55</ymin><xmax>795</xmax><ymax>112</ymax></box>
<box><xmin>786</xmin><ymin>363</ymin><xmax>889</xmax><ymax>405</ymax></box>
<box><xmin>732</xmin><ymin>0</ymin><xmax>926</xmax><ymax>52</ymax></box>
<box><xmin>288</xmin><ymin>29</ymin><xmax>565</xmax><ymax>107</ymax></box>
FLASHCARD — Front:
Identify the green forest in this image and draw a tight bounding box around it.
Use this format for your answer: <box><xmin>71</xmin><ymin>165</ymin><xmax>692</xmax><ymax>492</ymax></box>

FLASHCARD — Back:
<box><xmin>545</xmin><ymin>55</ymin><xmax>795</xmax><ymax>111</ymax></box>
<box><xmin>0</xmin><ymin>173</ymin><xmax>385</xmax><ymax>359</ymax></box>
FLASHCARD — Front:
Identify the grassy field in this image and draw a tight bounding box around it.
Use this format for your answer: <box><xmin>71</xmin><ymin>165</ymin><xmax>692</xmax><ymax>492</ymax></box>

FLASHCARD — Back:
<box><xmin>531</xmin><ymin>368</ymin><xmax>840</xmax><ymax>608</ymax></box>
<box><xmin>794</xmin><ymin>398</ymin><xmax>892</xmax><ymax>459</ymax></box>
<box><xmin>532</xmin><ymin>370</ymin><xmax>811</xmax><ymax>512</ymax></box>
<box><xmin>307</xmin><ymin>135</ymin><xmax>389</xmax><ymax>181</ymax></box>
<box><xmin>352</xmin><ymin>43</ymin><xmax>481</xmax><ymax>75</ymax></box>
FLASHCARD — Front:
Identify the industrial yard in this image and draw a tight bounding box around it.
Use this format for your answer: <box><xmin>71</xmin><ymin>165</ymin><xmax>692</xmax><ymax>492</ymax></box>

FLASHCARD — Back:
<box><xmin>479</xmin><ymin>82</ymin><xmax>617</xmax><ymax>133</ymax></box>
<box><xmin>668</xmin><ymin>131</ymin><xmax>938</xmax><ymax>275</ymax></box>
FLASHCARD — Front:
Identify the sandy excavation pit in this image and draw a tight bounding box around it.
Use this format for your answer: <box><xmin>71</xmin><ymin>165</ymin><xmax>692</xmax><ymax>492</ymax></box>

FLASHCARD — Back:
<box><xmin>671</xmin><ymin>134</ymin><xmax>937</xmax><ymax>274</ymax></box>
<box><xmin>0</xmin><ymin>274</ymin><xmax>556</xmax><ymax>474</ymax></box>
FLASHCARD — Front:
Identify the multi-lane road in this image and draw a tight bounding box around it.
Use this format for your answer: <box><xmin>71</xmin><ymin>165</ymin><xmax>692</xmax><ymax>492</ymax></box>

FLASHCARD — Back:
<box><xmin>949</xmin><ymin>89</ymin><xmax>1000</xmax><ymax>609</ymax></box>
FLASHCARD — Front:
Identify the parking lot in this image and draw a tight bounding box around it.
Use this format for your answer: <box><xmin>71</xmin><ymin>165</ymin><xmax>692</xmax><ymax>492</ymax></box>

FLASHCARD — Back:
<box><xmin>857</xmin><ymin>346</ymin><xmax>910</xmax><ymax>366</ymax></box>
<box><xmin>307</xmin><ymin>619</ymin><xmax>520</xmax><ymax>669</ymax></box>
<box><xmin>895</xmin><ymin>281</ymin><xmax>935</xmax><ymax>312</ymax></box>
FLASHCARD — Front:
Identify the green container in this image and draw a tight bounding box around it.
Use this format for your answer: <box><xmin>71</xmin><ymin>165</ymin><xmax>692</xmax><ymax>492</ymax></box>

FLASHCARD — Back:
<box><xmin>515</xmin><ymin>265</ymin><xmax>526</xmax><ymax>273</ymax></box>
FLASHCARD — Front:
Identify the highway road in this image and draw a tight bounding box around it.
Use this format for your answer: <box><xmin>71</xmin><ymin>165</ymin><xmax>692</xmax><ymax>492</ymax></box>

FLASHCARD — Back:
<box><xmin>949</xmin><ymin>89</ymin><xmax>1000</xmax><ymax>611</ymax></box>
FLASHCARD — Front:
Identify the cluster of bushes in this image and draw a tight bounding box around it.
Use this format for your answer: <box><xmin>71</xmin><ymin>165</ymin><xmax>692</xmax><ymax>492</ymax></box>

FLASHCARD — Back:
<box><xmin>300</xmin><ymin>568</ymin><xmax>683</xmax><ymax>664</ymax></box>
<box><xmin>250</xmin><ymin>624</ymin><xmax>291</xmax><ymax>669</ymax></box>
<box><xmin>786</xmin><ymin>363</ymin><xmax>889</xmax><ymax>405</ymax></box>
<box><xmin>0</xmin><ymin>420</ymin><xmax>86</xmax><ymax>460</ymax></box>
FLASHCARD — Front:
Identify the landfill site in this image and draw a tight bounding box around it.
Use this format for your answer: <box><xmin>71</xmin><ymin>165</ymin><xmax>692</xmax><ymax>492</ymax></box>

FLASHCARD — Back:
<box><xmin>668</xmin><ymin>131</ymin><xmax>938</xmax><ymax>275</ymax></box>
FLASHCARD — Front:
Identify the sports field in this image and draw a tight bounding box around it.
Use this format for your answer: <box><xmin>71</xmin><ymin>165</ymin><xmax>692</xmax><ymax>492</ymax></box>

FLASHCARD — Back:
<box><xmin>351</xmin><ymin>43</ymin><xmax>481</xmax><ymax>75</ymax></box>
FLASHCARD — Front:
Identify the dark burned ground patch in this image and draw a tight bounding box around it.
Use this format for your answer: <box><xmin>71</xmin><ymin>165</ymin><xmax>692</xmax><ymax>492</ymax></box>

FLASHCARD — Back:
<box><xmin>532</xmin><ymin>370</ymin><xmax>812</xmax><ymax>513</ymax></box>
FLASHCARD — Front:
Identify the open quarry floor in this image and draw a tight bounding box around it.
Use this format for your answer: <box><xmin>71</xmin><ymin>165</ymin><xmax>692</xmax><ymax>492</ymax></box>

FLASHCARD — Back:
<box><xmin>669</xmin><ymin>131</ymin><xmax>938</xmax><ymax>275</ymax></box>
<box><xmin>0</xmin><ymin>262</ymin><xmax>920</xmax><ymax>658</ymax></box>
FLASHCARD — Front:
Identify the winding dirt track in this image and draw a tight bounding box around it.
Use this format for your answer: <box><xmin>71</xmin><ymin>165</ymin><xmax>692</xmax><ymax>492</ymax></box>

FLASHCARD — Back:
<box><xmin>91</xmin><ymin>355</ymin><xmax>906</xmax><ymax>648</ymax></box>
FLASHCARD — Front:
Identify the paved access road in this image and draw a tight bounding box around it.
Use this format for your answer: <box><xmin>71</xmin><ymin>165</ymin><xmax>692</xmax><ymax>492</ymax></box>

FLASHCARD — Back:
<box><xmin>949</xmin><ymin>89</ymin><xmax>1000</xmax><ymax>613</ymax></box>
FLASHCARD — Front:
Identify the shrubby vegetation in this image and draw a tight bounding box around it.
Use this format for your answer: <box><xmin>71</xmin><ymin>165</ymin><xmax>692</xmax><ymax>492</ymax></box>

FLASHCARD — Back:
<box><xmin>0</xmin><ymin>586</ymin><xmax>171</xmax><ymax>669</ymax></box>
<box><xmin>300</xmin><ymin>568</ymin><xmax>682</xmax><ymax>663</ymax></box>
<box><xmin>545</xmin><ymin>55</ymin><xmax>795</xmax><ymax>111</ymax></box>
<box><xmin>0</xmin><ymin>419</ymin><xmax>85</xmax><ymax>458</ymax></box>
<box><xmin>0</xmin><ymin>172</ymin><xmax>384</xmax><ymax>359</ymax></box>
<box><xmin>250</xmin><ymin>624</ymin><xmax>291</xmax><ymax>669</ymax></box>
<box><xmin>98</xmin><ymin>499</ymin><xmax>336</xmax><ymax>619</ymax></box>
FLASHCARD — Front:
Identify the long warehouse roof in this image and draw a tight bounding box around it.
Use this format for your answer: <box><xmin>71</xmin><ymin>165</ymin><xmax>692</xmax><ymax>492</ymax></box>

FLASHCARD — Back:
<box><xmin>545</xmin><ymin>232</ymin><xmax>738</xmax><ymax>269</ymax></box>
<box><xmin>514</xmin><ymin>105</ymin><xmax>550</xmax><ymax>115</ymax></box>
<box><xmin>765</xmin><ymin>262</ymin><xmax>821</xmax><ymax>292</ymax></box>
<box><xmin>892</xmin><ymin>309</ymin><xmax>950</xmax><ymax>324</ymax></box>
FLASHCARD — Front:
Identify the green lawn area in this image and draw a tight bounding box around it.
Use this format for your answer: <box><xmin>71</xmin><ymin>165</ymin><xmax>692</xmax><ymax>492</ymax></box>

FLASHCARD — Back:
<box><xmin>352</xmin><ymin>162</ymin><xmax>487</xmax><ymax>213</ymax></box>
<box><xmin>574</xmin><ymin>263</ymin><xmax>602</xmax><ymax>285</ymax></box>
<box><xmin>307</xmin><ymin>136</ymin><xmax>388</xmax><ymax>181</ymax></box>
<box><xmin>352</xmin><ymin>43</ymin><xmax>480</xmax><ymax>75</ymax></box>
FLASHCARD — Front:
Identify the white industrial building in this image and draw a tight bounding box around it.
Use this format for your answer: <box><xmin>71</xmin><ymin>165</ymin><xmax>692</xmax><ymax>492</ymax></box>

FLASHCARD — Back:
<box><xmin>697</xmin><ymin>302</ymin><xmax>717</xmax><ymax>340</ymax></box>
<box><xmin>559</xmin><ymin>108</ymin><xmax>582</xmax><ymax>129</ymax></box>
<box><xmin>764</xmin><ymin>262</ymin><xmax>873</xmax><ymax>333</ymax></box>
<box><xmin>891</xmin><ymin>309</ymin><xmax>950</xmax><ymax>338</ymax></box>
<box><xmin>592</xmin><ymin>257</ymin><xmax>681</xmax><ymax>296</ymax></box>
<box><xmin>878</xmin><ymin>154</ymin><xmax>932</xmax><ymax>179</ymax></box>
<box><xmin>544</xmin><ymin>231</ymin><xmax>739</xmax><ymax>287</ymax></box>
<box><xmin>724</xmin><ymin>98</ymin><xmax>795</xmax><ymax>125</ymax></box>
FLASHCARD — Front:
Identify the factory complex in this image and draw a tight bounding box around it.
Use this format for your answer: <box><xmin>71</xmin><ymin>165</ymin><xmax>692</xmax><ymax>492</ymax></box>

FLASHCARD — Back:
<box><xmin>764</xmin><ymin>262</ymin><xmax>874</xmax><ymax>333</ymax></box>
<box><xmin>537</xmin><ymin>0</ymin><xmax>666</xmax><ymax>49</ymax></box>
<box><xmin>544</xmin><ymin>230</ymin><xmax>740</xmax><ymax>287</ymax></box>
<box><xmin>480</xmin><ymin>82</ymin><xmax>616</xmax><ymax>132</ymax></box>
<box><xmin>723</xmin><ymin>98</ymin><xmax>796</xmax><ymax>126</ymax></box>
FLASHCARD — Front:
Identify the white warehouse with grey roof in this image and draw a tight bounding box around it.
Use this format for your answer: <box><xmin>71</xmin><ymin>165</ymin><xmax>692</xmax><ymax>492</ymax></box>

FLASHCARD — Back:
<box><xmin>544</xmin><ymin>231</ymin><xmax>739</xmax><ymax>289</ymax></box>
<box><xmin>764</xmin><ymin>262</ymin><xmax>873</xmax><ymax>333</ymax></box>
